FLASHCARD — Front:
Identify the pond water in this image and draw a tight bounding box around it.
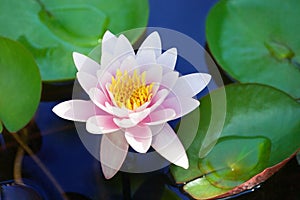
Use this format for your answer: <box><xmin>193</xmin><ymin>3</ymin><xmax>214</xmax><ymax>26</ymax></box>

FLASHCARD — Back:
<box><xmin>0</xmin><ymin>0</ymin><xmax>299</xmax><ymax>199</ymax></box>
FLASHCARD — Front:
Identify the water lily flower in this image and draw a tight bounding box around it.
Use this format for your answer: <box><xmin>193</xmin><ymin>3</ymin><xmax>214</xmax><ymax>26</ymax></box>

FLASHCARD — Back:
<box><xmin>53</xmin><ymin>30</ymin><xmax>211</xmax><ymax>179</ymax></box>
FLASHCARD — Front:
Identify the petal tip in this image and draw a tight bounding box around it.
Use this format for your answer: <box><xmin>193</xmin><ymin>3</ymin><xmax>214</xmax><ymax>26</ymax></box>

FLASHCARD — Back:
<box><xmin>103</xmin><ymin>30</ymin><xmax>116</xmax><ymax>42</ymax></box>
<box><xmin>101</xmin><ymin>164</ymin><xmax>118</xmax><ymax>179</ymax></box>
<box><xmin>201</xmin><ymin>73</ymin><xmax>212</xmax><ymax>84</ymax></box>
<box><xmin>174</xmin><ymin>154</ymin><xmax>189</xmax><ymax>169</ymax></box>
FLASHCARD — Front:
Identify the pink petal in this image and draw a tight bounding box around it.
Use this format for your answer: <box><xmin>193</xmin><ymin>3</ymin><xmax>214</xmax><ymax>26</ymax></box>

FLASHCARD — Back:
<box><xmin>86</xmin><ymin>115</ymin><xmax>119</xmax><ymax>134</ymax></box>
<box><xmin>137</xmin><ymin>32</ymin><xmax>162</xmax><ymax>57</ymax></box>
<box><xmin>129</xmin><ymin>108</ymin><xmax>151</xmax><ymax>122</ymax></box>
<box><xmin>125</xmin><ymin>125</ymin><xmax>152</xmax><ymax>153</ymax></box>
<box><xmin>88</xmin><ymin>88</ymin><xmax>111</xmax><ymax>114</ymax></box>
<box><xmin>162</xmin><ymin>96</ymin><xmax>200</xmax><ymax>119</ymax></box>
<box><xmin>100</xmin><ymin>130</ymin><xmax>128</xmax><ymax>179</ymax></box>
<box><xmin>143</xmin><ymin>108</ymin><xmax>176</xmax><ymax>125</ymax></box>
<box><xmin>157</xmin><ymin>48</ymin><xmax>177</xmax><ymax>72</ymax></box>
<box><xmin>76</xmin><ymin>72</ymin><xmax>98</xmax><ymax>94</ymax></box>
<box><xmin>172</xmin><ymin>73</ymin><xmax>211</xmax><ymax>97</ymax></box>
<box><xmin>113</xmin><ymin>118</ymin><xmax>138</xmax><ymax>129</ymax></box>
<box><xmin>73</xmin><ymin>52</ymin><xmax>100</xmax><ymax>74</ymax></box>
<box><xmin>151</xmin><ymin>123</ymin><xmax>189</xmax><ymax>169</ymax></box>
<box><xmin>52</xmin><ymin>100</ymin><xmax>104</xmax><ymax>122</ymax></box>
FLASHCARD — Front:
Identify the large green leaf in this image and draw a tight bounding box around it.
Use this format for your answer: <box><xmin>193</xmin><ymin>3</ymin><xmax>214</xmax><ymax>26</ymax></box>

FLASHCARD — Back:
<box><xmin>0</xmin><ymin>37</ymin><xmax>41</xmax><ymax>133</ymax></box>
<box><xmin>199</xmin><ymin>136</ymin><xmax>271</xmax><ymax>189</ymax></box>
<box><xmin>206</xmin><ymin>0</ymin><xmax>300</xmax><ymax>98</ymax></box>
<box><xmin>0</xmin><ymin>0</ymin><xmax>149</xmax><ymax>81</ymax></box>
<box><xmin>171</xmin><ymin>84</ymin><xmax>300</xmax><ymax>199</ymax></box>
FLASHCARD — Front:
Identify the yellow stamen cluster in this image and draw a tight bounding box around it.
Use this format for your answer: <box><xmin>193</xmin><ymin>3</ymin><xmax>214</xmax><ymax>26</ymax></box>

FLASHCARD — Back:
<box><xmin>109</xmin><ymin>69</ymin><xmax>154</xmax><ymax>110</ymax></box>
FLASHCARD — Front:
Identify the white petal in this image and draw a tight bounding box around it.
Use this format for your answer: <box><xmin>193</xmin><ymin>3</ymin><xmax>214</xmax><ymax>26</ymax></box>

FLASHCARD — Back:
<box><xmin>101</xmin><ymin>31</ymin><xmax>118</xmax><ymax>67</ymax></box>
<box><xmin>151</xmin><ymin>123</ymin><xmax>189</xmax><ymax>169</ymax></box>
<box><xmin>113</xmin><ymin>118</ymin><xmax>138</xmax><ymax>129</ymax></box>
<box><xmin>136</xmin><ymin>49</ymin><xmax>156</xmax><ymax>66</ymax></box>
<box><xmin>52</xmin><ymin>100</ymin><xmax>103</xmax><ymax>122</ymax></box>
<box><xmin>102</xmin><ymin>30</ymin><xmax>117</xmax><ymax>44</ymax></box>
<box><xmin>73</xmin><ymin>52</ymin><xmax>100</xmax><ymax>74</ymax></box>
<box><xmin>105</xmin><ymin>102</ymin><xmax>129</xmax><ymax>118</ymax></box>
<box><xmin>101</xmin><ymin>52</ymin><xmax>114</xmax><ymax>69</ymax></box>
<box><xmin>97</xmin><ymin>69</ymin><xmax>113</xmax><ymax>97</ymax></box>
<box><xmin>129</xmin><ymin>108</ymin><xmax>151</xmax><ymax>123</ymax></box>
<box><xmin>135</xmin><ymin>101</ymin><xmax>151</xmax><ymax>112</ymax></box>
<box><xmin>145</xmin><ymin>64</ymin><xmax>163</xmax><ymax>84</ymax></box>
<box><xmin>120</xmin><ymin>55</ymin><xmax>138</xmax><ymax>72</ymax></box>
<box><xmin>143</xmin><ymin>108</ymin><xmax>176</xmax><ymax>125</ymax></box>
<box><xmin>137</xmin><ymin>31</ymin><xmax>162</xmax><ymax>57</ymax></box>
<box><xmin>86</xmin><ymin>115</ymin><xmax>119</xmax><ymax>134</ymax></box>
<box><xmin>125</xmin><ymin>125</ymin><xmax>152</xmax><ymax>153</ymax></box>
<box><xmin>149</xmin><ymin>89</ymin><xmax>170</xmax><ymax>112</ymax></box>
<box><xmin>162</xmin><ymin>96</ymin><xmax>200</xmax><ymax>119</ymax></box>
<box><xmin>160</xmin><ymin>71</ymin><xmax>179</xmax><ymax>90</ymax></box>
<box><xmin>157</xmin><ymin>48</ymin><xmax>177</xmax><ymax>72</ymax></box>
<box><xmin>113</xmin><ymin>34</ymin><xmax>135</xmax><ymax>63</ymax></box>
<box><xmin>172</xmin><ymin>73</ymin><xmax>211</xmax><ymax>97</ymax></box>
<box><xmin>100</xmin><ymin>131</ymin><xmax>128</xmax><ymax>179</ymax></box>
<box><xmin>76</xmin><ymin>72</ymin><xmax>98</xmax><ymax>94</ymax></box>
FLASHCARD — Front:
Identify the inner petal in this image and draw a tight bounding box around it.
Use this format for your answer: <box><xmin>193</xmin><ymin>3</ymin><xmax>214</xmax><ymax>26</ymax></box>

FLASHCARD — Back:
<box><xmin>109</xmin><ymin>69</ymin><xmax>154</xmax><ymax>110</ymax></box>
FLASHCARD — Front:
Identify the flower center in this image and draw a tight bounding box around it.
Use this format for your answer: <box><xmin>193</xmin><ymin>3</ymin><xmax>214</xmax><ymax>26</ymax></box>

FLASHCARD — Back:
<box><xmin>109</xmin><ymin>69</ymin><xmax>154</xmax><ymax>110</ymax></box>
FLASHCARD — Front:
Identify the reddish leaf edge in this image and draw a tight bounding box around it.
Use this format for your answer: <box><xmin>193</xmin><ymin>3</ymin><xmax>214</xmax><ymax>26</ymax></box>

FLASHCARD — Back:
<box><xmin>212</xmin><ymin>150</ymin><xmax>299</xmax><ymax>199</ymax></box>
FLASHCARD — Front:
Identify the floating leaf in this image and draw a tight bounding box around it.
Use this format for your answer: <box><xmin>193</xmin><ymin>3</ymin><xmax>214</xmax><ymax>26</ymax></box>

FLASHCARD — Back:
<box><xmin>0</xmin><ymin>0</ymin><xmax>149</xmax><ymax>81</ymax></box>
<box><xmin>199</xmin><ymin>136</ymin><xmax>271</xmax><ymax>189</ymax></box>
<box><xmin>206</xmin><ymin>0</ymin><xmax>300</xmax><ymax>98</ymax></box>
<box><xmin>171</xmin><ymin>84</ymin><xmax>300</xmax><ymax>199</ymax></box>
<box><xmin>183</xmin><ymin>177</ymin><xmax>229</xmax><ymax>200</ymax></box>
<box><xmin>0</xmin><ymin>37</ymin><xmax>41</xmax><ymax>133</ymax></box>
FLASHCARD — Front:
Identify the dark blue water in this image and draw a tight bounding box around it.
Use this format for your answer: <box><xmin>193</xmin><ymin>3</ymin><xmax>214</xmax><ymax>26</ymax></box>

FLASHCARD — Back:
<box><xmin>1</xmin><ymin>0</ymin><xmax>299</xmax><ymax>200</ymax></box>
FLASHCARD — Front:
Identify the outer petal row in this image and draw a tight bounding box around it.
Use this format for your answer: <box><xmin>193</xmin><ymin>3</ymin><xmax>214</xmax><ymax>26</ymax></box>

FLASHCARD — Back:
<box><xmin>52</xmin><ymin>100</ymin><xmax>105</xmax><ymax>122</ymax></box>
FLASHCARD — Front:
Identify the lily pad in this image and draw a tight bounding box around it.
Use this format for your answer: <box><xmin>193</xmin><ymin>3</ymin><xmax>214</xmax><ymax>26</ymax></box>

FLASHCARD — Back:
<box><xmin>0</xmin><ymin>0</ymin><xmax>149</xmax><ymax>81</ymax></box>
<box><xmin>0</xmin><ymin>37</ymin><xmax>41</xmax><ymax>133</ymax></box>
<box><xmin>171</xmin><ymin>83</ymin><xmax>300</xmax><ymax>199</ymax></box>
<box><xmin>206</xmin><ymin>0</ymin><xmax>300</xmax><ymax>98</ymax></box>
<box><xmin>199</xmin><ymin>136</ymin><xmax>271</xmax><ymax>189</ymax></box>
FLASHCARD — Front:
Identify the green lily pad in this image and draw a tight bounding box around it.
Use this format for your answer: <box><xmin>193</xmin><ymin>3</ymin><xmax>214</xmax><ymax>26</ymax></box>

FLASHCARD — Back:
<box><xmin>171</xmin><ymin>83</ymin><xmax>300</xmax><ymax>199</ymax></box>
<box><xmin>0</xmin><ymin>0</ymin><xmax>149</xmax><ymax>81</ymax></box>
<box><xmin>0</xmin><ymin>37</ymin><xmax>41</xmax><ymax>133</ymax></box>
<box><xmin>199</xmin><ymin>136</ymin><xmax>271</xmax><ymax>189</ymax></box>
<box><xmin>0</xmin><ymin>121</ymin><xmax>2</xmax><ymax>133</ymax></box>
<box><xmin>183</xmin><ymin>177</ymin><xmax>229</xmax><ymax>200</ymax></box>
<box><xmin>206</xmin><ymin>0</ymin><xmax>300</xmax><ymax>98</ymax></box>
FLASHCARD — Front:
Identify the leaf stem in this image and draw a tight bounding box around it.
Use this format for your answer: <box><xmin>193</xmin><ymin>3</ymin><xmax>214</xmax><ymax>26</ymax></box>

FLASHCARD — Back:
<box><xmin>10</xmin><ymin>131</ymin><xmax>68</xmax><ymax>200</ymax></box>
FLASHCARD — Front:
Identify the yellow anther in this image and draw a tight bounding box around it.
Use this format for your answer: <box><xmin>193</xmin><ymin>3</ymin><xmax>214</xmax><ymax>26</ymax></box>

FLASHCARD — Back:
<box><xmin>109</xmin><ymin>69</ymin><xmax>154</xmax><ymax>110</ymax></box>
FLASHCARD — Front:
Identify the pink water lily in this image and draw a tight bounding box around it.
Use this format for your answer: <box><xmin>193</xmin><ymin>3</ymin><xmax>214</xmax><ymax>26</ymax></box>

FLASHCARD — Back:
<box><xmin>53</xmin><ymin>30</ymin><xmax>211</xmax><ymax>179</ymax></box>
